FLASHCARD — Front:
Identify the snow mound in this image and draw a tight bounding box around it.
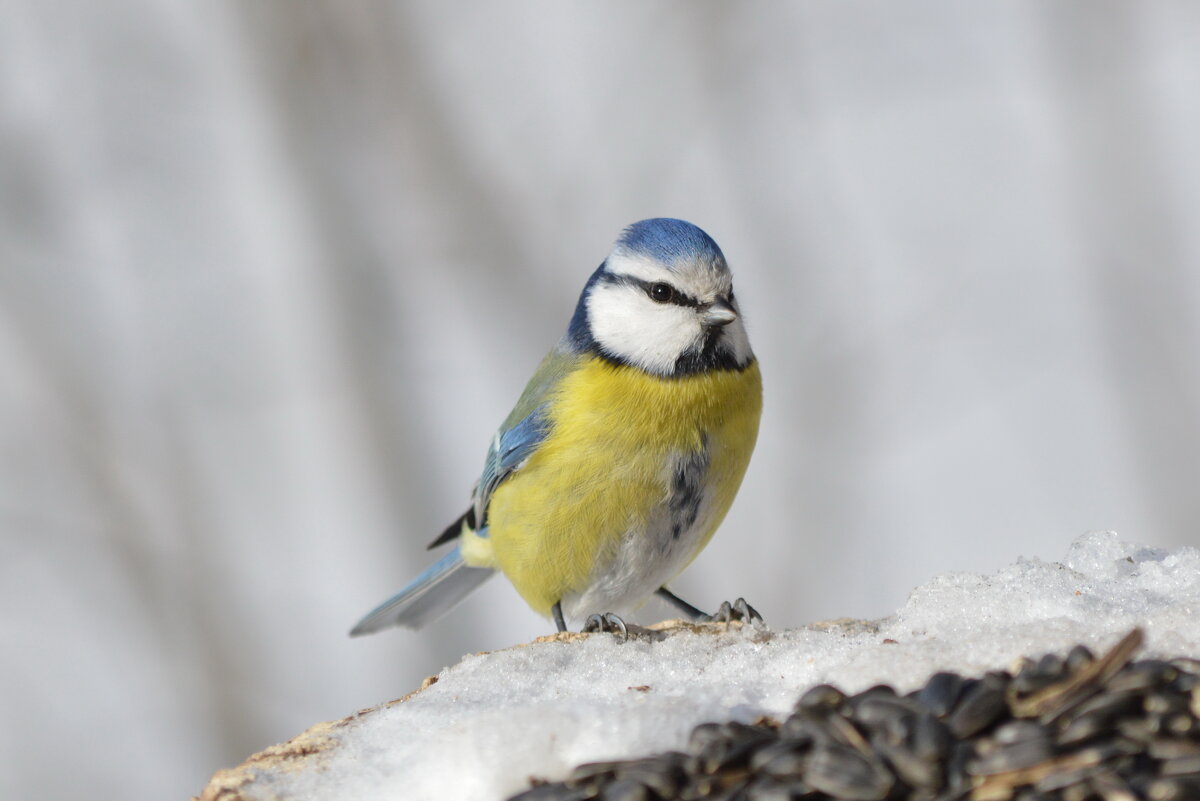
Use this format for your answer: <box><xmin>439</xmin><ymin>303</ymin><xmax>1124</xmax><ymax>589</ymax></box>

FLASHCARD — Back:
<box><xmin>196</xmin><ymin>532</ymin><xmax>1200</xmax><ymax>801</ymax></box>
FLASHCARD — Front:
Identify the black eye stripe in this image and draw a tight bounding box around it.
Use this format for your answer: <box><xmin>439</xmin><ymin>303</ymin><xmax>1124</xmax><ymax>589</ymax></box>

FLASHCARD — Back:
<box><xmin>643</xmin><ymin>279</ymin><xmax>699</xmax><ymax>307</ymax></box>
<box><xmin>599</xmin><ymin>273</ymin><xmax>701</xmax><ymax>308</ymax></box>
<box><xmin>668</xmin><ymin>286</ymin><xmax>700</xmax><ymax>307</ymax></box>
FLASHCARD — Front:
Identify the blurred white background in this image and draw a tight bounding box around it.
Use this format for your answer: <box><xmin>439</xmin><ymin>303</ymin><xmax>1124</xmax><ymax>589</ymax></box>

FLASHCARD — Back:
<box><xmin>2</xmin><ymin>2</ymin><xmax>1198</xmax><ymax>799</ymax></box>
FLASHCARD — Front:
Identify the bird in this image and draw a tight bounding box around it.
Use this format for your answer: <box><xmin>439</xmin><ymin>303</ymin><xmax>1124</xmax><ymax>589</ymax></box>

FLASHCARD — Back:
<box><xmin>350</xmin><ymin>218</ymin><xmax>762</xmax><ymax>637</ymax></box>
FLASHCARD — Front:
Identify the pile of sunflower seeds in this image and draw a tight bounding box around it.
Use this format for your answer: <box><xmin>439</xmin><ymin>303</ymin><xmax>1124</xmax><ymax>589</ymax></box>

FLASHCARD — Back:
<box><xmin>509</xmin><ymin>629</ymin><xmax>1200</xmax><ymax>801</ymax></box>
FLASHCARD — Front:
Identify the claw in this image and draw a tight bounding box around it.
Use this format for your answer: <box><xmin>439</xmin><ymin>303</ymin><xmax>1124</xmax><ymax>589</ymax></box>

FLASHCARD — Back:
<box><xmin>698</xmin><ymin>601</ymin><xmax>731</xmax><ymax>623</ymax></box>
<box><xmin>582</xmin><ymin>612</ymin><xmax>628</xmax><ymax>639</ymax></box>
<box><xmin>734</xmin><ymin>597</ymin><xmax>763</xmax><ymax>623</ymax></box>
<box><xmin>699</xmin><ymin>597</ymin><xmax>762</xmax><ymax>624</ymax></box>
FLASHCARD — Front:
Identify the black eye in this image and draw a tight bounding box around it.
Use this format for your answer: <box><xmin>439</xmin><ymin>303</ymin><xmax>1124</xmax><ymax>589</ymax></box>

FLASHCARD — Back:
<box><xmin>648</xmin><ymin>282</ymin><xmax>675</xmax><ymax>303</ymax></box>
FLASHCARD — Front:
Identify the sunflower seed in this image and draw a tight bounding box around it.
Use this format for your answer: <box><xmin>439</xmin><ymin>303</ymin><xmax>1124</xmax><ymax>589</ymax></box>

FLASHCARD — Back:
<box><xmin>510</xmin><ymin>628</ymin><xmax>1200</xmax><ymax>801</ymax></box>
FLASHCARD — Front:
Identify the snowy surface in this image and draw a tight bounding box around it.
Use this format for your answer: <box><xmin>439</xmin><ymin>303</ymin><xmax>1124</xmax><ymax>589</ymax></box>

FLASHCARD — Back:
<box><xmin>224</xmin><ymin>533</ymin><xmax>1200</xmax><ymax>801</ymax></box>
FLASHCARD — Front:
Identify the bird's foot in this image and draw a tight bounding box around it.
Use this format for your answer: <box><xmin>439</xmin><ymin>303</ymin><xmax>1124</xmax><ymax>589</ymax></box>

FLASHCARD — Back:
<box><xmin>697</xmin><ymin>597</ymin><xmax>762</xmax><ymax>624</ymax></box>
<box><xmin>582</xmin><ymin>612</ymin><xmax>628</xmax><ymax>639</ymax></box>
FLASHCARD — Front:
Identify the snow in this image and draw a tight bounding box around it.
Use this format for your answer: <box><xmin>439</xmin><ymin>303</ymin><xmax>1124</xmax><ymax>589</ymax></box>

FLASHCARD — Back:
<box><xmin>234</xmin><ymin>532</ymin><xmax>1200</xmax><ymax>801</ymax></box>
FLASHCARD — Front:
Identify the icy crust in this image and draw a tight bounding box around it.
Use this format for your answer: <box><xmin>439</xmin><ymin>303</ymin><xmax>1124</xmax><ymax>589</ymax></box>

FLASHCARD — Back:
<box><xmin>196</xmin><ymin>533</ymin><xmax>1200</xmax><ymax>801</ymax></box>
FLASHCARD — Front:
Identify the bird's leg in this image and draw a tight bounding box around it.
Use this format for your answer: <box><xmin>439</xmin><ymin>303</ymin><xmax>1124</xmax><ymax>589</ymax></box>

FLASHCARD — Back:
<box><xmin>655</xmin><ymin>587</ymin><xmax>707</xmax><ymax>619</ymax></box>
<box><xmin>656</xmin><ymin>587</ymin><xmax>763</xmax><ymax>624</ymax></box>
<box><xmin>582</xmin><ymin>612</ymin><xmax>628</xmax><ymax>638</ymax></box>
<box><xmin>552</xmin><ymin>601</ymin><xmax>567</xmax><ymax>633</ymax></box>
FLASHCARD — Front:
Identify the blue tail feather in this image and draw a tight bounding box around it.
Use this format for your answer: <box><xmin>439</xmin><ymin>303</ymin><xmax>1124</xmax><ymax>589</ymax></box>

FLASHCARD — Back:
<box><xmin>349</xmin><ymin>546</ymin><xmax>493</xmax><ymax>636</ymax></box>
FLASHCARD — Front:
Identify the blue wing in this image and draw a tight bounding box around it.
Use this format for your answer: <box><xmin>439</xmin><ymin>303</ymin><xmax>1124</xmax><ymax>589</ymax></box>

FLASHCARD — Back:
<box><xmin>472</xmin><ymin>345</ymin><xmax>582</xmax><ymax>528</ymax></box>
<box><xmin>427</xmin><ymin>345</ymin><xmax>579</xmax><ymax>548</ymax></box>
<box><xmin>472</xmin><ymin>404</ymin><xmax>550</xmax><ymax>530</ymax></box>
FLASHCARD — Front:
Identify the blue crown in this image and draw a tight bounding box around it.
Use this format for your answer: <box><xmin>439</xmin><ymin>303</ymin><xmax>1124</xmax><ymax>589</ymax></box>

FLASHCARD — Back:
<box><xmin>616</xmin><ymin>218</ymin><xmax>725</xmax><ymax>267</ymax></box>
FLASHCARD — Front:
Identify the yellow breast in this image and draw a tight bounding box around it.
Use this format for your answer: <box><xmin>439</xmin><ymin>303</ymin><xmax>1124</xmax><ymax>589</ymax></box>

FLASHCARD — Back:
<box><xmin>466</xmin><ymin>355</ymin><xmax>762</xmax><ymax>616</ymax></box>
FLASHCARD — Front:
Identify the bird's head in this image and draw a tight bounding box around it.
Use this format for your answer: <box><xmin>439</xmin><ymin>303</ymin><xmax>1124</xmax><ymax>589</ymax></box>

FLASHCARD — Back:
<box><xmin>567</xmin><ymin>218</ymin><xmax>754</xmax><ymax>377</ymax></box>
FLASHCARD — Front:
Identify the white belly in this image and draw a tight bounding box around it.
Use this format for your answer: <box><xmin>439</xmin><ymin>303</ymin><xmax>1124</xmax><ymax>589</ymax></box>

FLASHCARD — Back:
<box><xmin>560</xmin><ymin>449</ymin><xmax>721</xmax><ymax>621</ymax></box>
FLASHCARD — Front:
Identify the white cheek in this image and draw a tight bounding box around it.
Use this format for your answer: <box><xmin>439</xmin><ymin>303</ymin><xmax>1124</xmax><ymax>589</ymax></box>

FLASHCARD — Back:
<box><xmin>587</xmin><ymin>287</ymin><xmax>701</xmax><ymax>375</ymax></box>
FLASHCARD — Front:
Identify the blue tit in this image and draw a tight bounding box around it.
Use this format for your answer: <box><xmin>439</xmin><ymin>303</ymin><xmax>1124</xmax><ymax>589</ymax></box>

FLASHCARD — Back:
<box><xmin>351</xmin><ymin>218</ymin><xmax>762</xmax><ymax>636</ymax></box>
